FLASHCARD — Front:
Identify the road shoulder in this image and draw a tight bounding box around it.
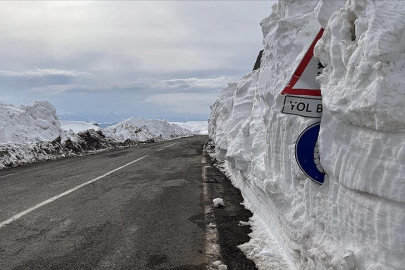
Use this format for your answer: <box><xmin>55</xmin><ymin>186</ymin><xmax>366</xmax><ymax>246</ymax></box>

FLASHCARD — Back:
<box><xmin>202</xmin><ymin>139</ymin><xmax>257</xmax><ymax>270</ymax></box>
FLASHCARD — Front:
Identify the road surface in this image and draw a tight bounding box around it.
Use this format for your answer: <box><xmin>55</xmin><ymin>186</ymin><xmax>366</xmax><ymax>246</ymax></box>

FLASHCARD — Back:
<box><xmin>0</xmin><ymin>136</ymin><xmax>208</xmax><ymax>270</ymax></box>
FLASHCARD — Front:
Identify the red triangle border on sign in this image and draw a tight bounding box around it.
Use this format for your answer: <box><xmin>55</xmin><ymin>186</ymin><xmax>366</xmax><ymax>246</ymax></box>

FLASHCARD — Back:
<box><xmin>281</xmin><ymin>28</ymin><xmax>324</xmax><ymax>97</ymax></box>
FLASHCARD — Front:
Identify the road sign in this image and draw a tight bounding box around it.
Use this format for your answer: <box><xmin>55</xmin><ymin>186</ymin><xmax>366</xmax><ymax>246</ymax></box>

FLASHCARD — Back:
<box><xmin>281</xmin><ymin>29</ymin><xmax>324</xmax><ymax>97</ymax></box>
<box><xmin>295</xmin><ymin>122</ymin><xmax>324</xmax><ymax>184</ymax></box>
<box><xmin>282</xmin><ymin>95</ymin><xmax>322</xmax><ymax>118</ymax></box>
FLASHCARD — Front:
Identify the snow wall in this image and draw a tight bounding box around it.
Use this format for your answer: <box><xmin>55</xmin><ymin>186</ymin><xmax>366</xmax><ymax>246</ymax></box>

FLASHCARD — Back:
<box><xmin>0</xmin><ymin>101</ymin><xmax>193</xmax><ymax>170</ymax></box>
<box><xmin>209</xmin><ymin>0</ymin><xmax>405</xmax><ymax>269</ymax></box>
<box><xmin>0</xmin><ymin>101</ymin><xmax>62</xmax><ymax>145</ymax></box>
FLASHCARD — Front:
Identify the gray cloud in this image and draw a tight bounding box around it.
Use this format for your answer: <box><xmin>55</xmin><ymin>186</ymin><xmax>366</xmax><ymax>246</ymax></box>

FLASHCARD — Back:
<box><xmin>160</xmin><ymin>76</ymin><xmax>234</xmax><ymax>89</ymax></box>
<box><xmin>0</xmin><ymin>69</ymin><xmax>90</xmax><ymax>78</ymax></box>
<box><xmin>145</xmin><ymin>92</ymin><xmax>219</xmax><ymax>115</ymax></box>
<box><xmin>0</xmin><ymin>1</ymin><xmax>276</xmax><ymax>121</ymax></box>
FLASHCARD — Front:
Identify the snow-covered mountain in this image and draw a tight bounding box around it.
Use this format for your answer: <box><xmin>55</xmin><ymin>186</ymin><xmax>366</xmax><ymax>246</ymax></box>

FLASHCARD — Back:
<box><xmin>209</xmin><ymin>0</ymin><xmax>405</xmax><ymax>269</ymax></box>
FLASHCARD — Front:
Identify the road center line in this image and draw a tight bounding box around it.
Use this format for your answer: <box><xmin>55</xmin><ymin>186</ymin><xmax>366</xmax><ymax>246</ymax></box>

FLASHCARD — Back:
<box><xmin>0</xmin><ymin>154</ymin><xmax>149</xmax><ymax>229</ymax></box>
<box><xmin>156</xmin><ymin>142</ymin><xmax>177</xmax><ymax>152</ymax></box>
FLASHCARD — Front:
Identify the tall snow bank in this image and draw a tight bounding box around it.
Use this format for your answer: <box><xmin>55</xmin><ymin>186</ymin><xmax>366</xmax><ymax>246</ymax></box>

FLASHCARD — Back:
<box><xmin>0</xmin><ymin>101</ymin><xmax>130</xmax><ymax>170</ymax></box>
<box><xmin>0</xmin><ymin>101</ymin><xmax>62</xmax><ymax>145</ymax></box>
<box><xmin>209</xmin><ymin>0</ymin><xmax>405</xmax><ymax>269</ymax></box>
<box><xmin>103</xmin><ymin>118</ymin><xmax>191</xmax><ymax>142</ymax></box>
<box><xmin>316</xmin><ymin>0</ymin><xmax>405</xmax><ymax>132</ymax></box>
<box><xmin>315</xmin><ymin>1</ymin><xmax>405</xmax><ymax>269</ymax></box>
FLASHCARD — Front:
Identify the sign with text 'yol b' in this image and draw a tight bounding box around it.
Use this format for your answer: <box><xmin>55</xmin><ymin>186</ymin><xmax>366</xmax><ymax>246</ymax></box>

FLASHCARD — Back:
<box><xmin>282</xmin><ymin>95</ymin><xmax>322</xmax><ymax>118</ymax></box>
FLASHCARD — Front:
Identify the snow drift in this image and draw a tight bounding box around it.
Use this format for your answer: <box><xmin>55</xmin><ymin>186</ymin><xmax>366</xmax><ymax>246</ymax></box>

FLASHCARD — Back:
<box><xmin>0</xmin><ymin>101</ymin><xmax>62</xmax><ymax>145</ymax></box>
<box><xmin>209</xmin><ymin>0</ymin><xmax>405</xmax><ymax>269</ymax></box>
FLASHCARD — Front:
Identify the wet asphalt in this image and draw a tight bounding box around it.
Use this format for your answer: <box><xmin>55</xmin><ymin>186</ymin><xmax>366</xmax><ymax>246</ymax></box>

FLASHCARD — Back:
<box><xmin>0</xmin><ymin>136</ymin><xmax>207</xmax><ymax>270</ymax></box>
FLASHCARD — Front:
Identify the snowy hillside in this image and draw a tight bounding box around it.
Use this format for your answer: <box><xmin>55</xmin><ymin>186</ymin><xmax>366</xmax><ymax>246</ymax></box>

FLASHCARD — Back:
<box><xmin>209</xmin><ymin>0</ymin><xmax>405</xmax><ymax>269</ymax></box>
<box><xmin>170</xmin><ymin>121</ymin><xmax>208</xmax><ymax>135</ymax></box>
<box><xmin>104</xmin><ymin>118</ymin><xmax>191</xmax><ymax>142</ymax></box>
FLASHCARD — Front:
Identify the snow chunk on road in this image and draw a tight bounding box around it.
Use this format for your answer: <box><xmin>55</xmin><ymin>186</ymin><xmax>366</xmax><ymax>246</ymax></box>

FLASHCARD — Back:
<box><xmin>213</xmin><ymin>198</ymin><xmax>225</xmax><ymax>207</ymax></box>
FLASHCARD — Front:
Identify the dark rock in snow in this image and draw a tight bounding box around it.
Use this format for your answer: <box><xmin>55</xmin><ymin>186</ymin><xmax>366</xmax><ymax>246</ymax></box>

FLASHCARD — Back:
<box><xmin>253</xmin><ymin>50</ymin><xmax>264</xmax><ymax>71</ymax></box>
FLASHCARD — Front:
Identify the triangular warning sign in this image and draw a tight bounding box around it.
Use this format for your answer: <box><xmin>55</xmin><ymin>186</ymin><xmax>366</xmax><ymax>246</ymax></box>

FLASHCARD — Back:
<box><xmin>281</xmin><ymin>29</ymin><xmax>324</xmax><ymax>97</ymax></box>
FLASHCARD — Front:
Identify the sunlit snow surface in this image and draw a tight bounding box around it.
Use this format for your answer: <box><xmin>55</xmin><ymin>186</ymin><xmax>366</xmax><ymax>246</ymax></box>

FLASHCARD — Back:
<box><xmin>209</xmin><ymin>0</ymin><xmax>405</xmax><ymax>269</ymax></box>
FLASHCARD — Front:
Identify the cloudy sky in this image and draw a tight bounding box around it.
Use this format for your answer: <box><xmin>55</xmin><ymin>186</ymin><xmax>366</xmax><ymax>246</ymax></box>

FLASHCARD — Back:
<box><xmin>0</xmin><ymin>1</ymin><xmax>275</xmax><ymax>123</ymax></box>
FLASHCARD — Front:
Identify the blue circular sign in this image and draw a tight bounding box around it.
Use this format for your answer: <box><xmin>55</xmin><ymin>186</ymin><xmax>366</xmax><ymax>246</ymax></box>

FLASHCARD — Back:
<box><xmin>295</xmin><ymin>122</ymin><xmax>325</xmax><ymax>184</ymax></box>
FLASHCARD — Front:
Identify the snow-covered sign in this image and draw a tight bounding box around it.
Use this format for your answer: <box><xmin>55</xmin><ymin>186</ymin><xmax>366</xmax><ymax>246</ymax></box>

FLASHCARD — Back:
<box><xmin>281</xmin><ymin>95</ymin><xmax>322</xmax><ymax>118</ymax></box>
<box><xmin>295</xmin><ymin>123</ymin><xmax>324</xmax><ymax>184</ymax></box>
<box><xmin>281</xmin><ymin>29</ymin><xmax>324</xmax><ymax>97</ymax></box>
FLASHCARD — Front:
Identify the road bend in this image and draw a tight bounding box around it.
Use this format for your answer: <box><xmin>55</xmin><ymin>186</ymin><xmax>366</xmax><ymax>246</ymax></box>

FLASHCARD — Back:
<box><xmin>0</xmin><ymin>136</ymin><xmax>208</xmax><ymax>270</ymax></box>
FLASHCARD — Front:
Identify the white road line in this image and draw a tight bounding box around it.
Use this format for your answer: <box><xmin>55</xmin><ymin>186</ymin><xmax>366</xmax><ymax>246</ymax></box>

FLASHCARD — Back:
<box><xmin>0</xmin><ymin>173</ymin><xmax>19</xmax><ymax>179</ymax></box>
<box><xmin>156</xmin><ymin>142</ymin><xmax>177</xmax><ymax>152</ymax></box>
<box><xmin>0</xmin><ymin>155</ymin><xmax>149</xmax><ymax>229</ymax></box>
<box><xmin>202</xmin><ymin>144</ymin><xmax>222</xmax><ymax>267</ymax></box>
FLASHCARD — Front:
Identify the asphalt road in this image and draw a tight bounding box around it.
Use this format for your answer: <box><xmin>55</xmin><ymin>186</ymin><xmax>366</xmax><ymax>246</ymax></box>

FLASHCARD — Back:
<box><xmin>0</xmin><ymin>136</ymin><xmax>208</xmax><ymax>270</ymax></box>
